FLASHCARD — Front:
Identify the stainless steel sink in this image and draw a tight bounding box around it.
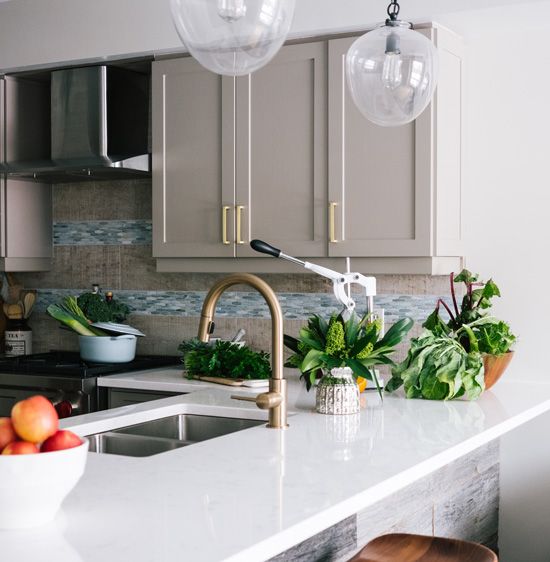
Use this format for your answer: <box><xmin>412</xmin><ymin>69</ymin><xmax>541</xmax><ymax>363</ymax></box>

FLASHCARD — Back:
<box><xmin>88</xmin><ymin>433</ymin><xmax>187</xmax><ymax>457</ymax></box>
<box><xmin>88</xmin><ymin>414</ymin><xmax>265</xmax><ymax>457</ymax></box>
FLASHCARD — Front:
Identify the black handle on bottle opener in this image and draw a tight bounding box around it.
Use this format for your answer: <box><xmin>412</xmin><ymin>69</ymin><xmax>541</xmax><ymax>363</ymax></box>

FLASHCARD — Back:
<box><xmin>250</xmin><ymin>239</ymin><xmax>282</xmax><ymax>258</ymax></box>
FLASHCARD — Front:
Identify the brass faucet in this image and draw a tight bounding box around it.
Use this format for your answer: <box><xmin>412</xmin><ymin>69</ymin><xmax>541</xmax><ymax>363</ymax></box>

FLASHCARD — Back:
<box><xmin>197</xmin><ymin>273</ymin><xmax>288</xmax><ymax>429</ymax></box>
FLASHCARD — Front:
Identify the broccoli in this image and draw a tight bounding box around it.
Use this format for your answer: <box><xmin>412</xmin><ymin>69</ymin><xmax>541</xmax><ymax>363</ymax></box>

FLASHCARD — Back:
<box><xmin>77</xmin><ymin>292</ymin><xmax>130</xmax><ymax>323</ymax></box>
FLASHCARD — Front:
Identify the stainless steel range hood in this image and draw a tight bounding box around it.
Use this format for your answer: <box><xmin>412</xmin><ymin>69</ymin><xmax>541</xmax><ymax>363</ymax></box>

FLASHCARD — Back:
<box><xmin>7</xmin><ymin>66</ymin><xmax>150</xmax><ymax>183</ymax></box>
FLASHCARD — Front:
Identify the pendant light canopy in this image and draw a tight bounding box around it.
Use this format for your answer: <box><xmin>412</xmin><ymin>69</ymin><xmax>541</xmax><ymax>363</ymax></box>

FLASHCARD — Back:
<box><xmin>346</xmin><ymin>0</ymin><xmax>439</xmax><ymax>127</ymax></box>
<box><xmin>170</xmin><ymin>0</ymin><xmax>296</xmax><ymax>77</ymax></box>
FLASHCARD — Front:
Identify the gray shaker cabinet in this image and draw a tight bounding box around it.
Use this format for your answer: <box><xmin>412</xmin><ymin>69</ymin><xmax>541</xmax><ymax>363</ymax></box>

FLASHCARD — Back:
<box><xmin>0</xmin><ymin>77</ymin><xmax>52</xmax><ymax>272</ymax></box>
<box><xmin>327</xmin><ymin>25</ymin><xmax>463</xmax><ymax>264</ymax></box>
<box><xmin>152</xmin><ymin>57</ymin><xmax>236</xmax><ymax>258</ymax></box>
<box><xmin>152</xmin><ymin>41</ymin><xmax>327</xmax><ymax>260</ymax></box>
<box><xmin>234</xmin><ymin>41</ymin><xmax>327</xmax><ymax>258</ymax></box>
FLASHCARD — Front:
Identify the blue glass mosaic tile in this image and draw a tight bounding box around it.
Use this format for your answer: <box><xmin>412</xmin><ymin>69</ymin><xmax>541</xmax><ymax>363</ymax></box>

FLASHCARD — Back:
<box><xmin>53</xmin><ymin>220</ymin><xmax>152</xmax><ymax>246</ymax></box>
<box><xmin>34</xmin><ymin>288</ymin><xmax>449</xmax><ymax>323</ymax></box>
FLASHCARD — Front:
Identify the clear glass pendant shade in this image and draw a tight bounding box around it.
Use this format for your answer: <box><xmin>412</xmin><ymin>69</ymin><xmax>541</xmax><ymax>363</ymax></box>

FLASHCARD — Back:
<box><xmin>170</xmin><ymin>0</ymin><xmax>296</xmax><ymax>76</ymax></box>
<box><xmin>346</xmin><ymin>23</ymin><xmax>439</xmax><ymax>127</ymax></box>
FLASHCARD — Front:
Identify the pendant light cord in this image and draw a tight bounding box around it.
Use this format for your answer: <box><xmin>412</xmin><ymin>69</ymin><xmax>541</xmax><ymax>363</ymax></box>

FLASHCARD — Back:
<box><xmin>386</xmin><ymin>0</ymin><xmax>400</xmax><ymax>21</ymax></box>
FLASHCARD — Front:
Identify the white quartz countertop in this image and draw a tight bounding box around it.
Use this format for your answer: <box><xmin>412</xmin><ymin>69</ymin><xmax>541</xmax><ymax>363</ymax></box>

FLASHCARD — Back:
<box><xmin>3</xmin><ymin>377</ymin><xmax>550</xmax><ymax>562</ymax></box>
<box><xmin>97</xmin><ymin>365</ymin><xmax>263</xmax><ymax>394</ymax></box>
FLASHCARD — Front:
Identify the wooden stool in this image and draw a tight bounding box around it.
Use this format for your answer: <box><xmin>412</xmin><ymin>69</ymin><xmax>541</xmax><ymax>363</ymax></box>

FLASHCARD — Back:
<box><xmin>349</xmin><ymin>533</ymin><xmax>498</xmax><ymax>562</ymax></box>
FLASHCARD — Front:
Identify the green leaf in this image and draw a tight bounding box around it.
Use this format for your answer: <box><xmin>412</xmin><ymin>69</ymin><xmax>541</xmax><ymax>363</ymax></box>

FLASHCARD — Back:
<box><xmin>376</xmin><ymin>317</ymin><xmax>414</xmax><ymax>349</ymax></box>
<box><xmin>300</xmin><ymin>349</ymin><xmax>324</xmax><ymax>373</ymax></box>
<box><xmin>283</xmin><ymin>334</ymin><xmax>300</xmax><ymax>353</ymax></box>
<box><xmin>422</xmin><ymin>309</ymin><xmax>451</xmax><ymax>336</ymax></box>
<box><xmin>454</xmin><ymin>269</ymin><xmax>478</xmax><ymax>284</ymax></box>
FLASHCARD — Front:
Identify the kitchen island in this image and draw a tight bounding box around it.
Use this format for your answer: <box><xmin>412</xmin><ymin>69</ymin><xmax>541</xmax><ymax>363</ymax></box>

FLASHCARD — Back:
<box><xmin>2</xmin><ymin>378</ymin><xmax>550</xmax><ymax>562</ymax></box>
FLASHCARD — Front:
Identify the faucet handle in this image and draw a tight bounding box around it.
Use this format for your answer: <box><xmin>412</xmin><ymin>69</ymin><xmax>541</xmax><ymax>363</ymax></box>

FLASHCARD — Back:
<box><xmin>231</xmin><ymin>392</ymin><xmax>282</xmax><ymax>411</ymax></box>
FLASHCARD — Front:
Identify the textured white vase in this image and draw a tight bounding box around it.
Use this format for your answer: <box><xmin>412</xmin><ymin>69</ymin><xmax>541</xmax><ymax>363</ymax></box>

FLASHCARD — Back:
<box><xmin>316</xmin><ymin>367</ymin><xmax>360</xmax><ymax>415</ymax></box>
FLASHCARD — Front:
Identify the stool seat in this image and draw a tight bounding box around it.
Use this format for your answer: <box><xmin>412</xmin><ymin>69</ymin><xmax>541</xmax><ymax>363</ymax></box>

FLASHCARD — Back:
<box><xmin>349</xmin><ymin>533</ymin><xmax>498</xmax><ymax>562</ymax></box>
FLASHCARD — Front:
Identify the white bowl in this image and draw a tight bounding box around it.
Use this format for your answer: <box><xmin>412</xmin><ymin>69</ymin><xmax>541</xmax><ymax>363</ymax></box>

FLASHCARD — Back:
<box><xmin>0</xmin><ymin>439</ymin><xmax>88</xmax><ymax>529</ymax></box>
<box><xmin>79</xmin><ymin>334</ymin><xmax>137</xmax><ymax>363</ymax></box>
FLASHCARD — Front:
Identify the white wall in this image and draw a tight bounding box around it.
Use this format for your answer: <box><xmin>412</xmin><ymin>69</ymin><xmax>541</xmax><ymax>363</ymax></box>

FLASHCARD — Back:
<box><xmin>439</xmin><ymin>5</ymin><xmax>550</xmax><ymax>561</ymax></box>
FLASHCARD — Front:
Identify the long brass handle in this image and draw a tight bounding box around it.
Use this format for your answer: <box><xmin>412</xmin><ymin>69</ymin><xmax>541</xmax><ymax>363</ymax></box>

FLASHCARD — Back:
<box><xmin>236</xmin><ymin>205</ymin><xmax>245</xmax><ymax>245</ymax></box>
<box><xmin>232</xmin><ymin>392</ymin><xmax>282</xmax><ymax>410</ymax></box>
<box><xmin>329</xmin><ymin>202</ymin><xmax>338</xmax><ymax>243</ymax></box>
<box><xmin>222</xmin><ymin>205</ymin><xmax>231</xmax><ymax>245</ymax></box>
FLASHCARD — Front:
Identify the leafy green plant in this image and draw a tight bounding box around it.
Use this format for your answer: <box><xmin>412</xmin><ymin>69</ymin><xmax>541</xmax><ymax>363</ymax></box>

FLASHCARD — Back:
<box><xmin>386</xmin><ymin>270</ymin><xmax>516</xmax><ymax>401</ymax></box>
<box><xmin>179</xmin><ymin>339</ymin><xmax>271</xmax><ymax>380</ymax></box>
<box><xmin>423</xmin><ymin>269</ymin><xmax>515</xmax><ymax>354</ymax></box>
<box><xmin>386</xmin><ymin>331</ymin><xmax>485</xmax><ymax>400</ymax></box>
<box><xmin>284</xmin><ymin>312</ymin><xmax>413</xmax><ymax>396</ymax></box>
<box><xmin>77</xmin><ymin>292</ymin><xmax>130</xmax><ymax>323</ymax></box>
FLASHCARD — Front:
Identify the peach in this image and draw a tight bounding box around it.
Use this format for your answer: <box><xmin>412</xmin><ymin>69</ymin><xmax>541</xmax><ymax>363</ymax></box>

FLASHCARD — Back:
<box><xmin>2</xmin><ymin>441</ymin><xmax>39</xmax><ymax>455</ymax></box>
<box><xmin>11</xmin><ymin>396</ymin><xmax>58</xmax><ymax>444</ymax></box>
<box><xmin>0</xmin><ymin>417</ymin><xmax>17</xmax><ymax>452</ymax></box>
<box><xmin>41</xmin><ymin>430</ymin><xmax>82</xmax><ymax>453</ymax></box>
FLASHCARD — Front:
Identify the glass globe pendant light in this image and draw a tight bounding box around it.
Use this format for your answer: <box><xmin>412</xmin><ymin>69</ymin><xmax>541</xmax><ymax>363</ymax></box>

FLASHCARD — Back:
<box><xmin>346</xmin><ymin>0</ymin><xmax>439</xmax><ymax>127</ymax></box>
<box><xmin>170</xmin><ymin>0</ymin><xmax>296</xmax><ymax>76</ymax></box>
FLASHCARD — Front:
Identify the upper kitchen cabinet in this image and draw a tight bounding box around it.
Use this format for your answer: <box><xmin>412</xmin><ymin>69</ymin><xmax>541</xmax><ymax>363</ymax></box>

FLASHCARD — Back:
<box><xmin>0</xmin><ymin>76</ymin><xmax>52</xmax><ymax>271</ymax></box>
<box><xmin>234</xmin><ymin>42</ymin><xmax>327</xmax><ymax>258</ymax></box>
<box><xmin>327</xmin><ymin>24</ymin><xmax>463</xmax><ymax>272</ymax></box>
<box><xmin>152</xmin><ymin>57</ymin><xmax>236</xmax><ymax>258</ymax></box>
<box><xmin>154</xmin><ymin>23</ymin><xmax>464</xmax><ymax>274</ymax></box>
<box><xmin>153</xmin><ymin>42</ymin><xmax>327</xmax><ymax>262</ymax></box>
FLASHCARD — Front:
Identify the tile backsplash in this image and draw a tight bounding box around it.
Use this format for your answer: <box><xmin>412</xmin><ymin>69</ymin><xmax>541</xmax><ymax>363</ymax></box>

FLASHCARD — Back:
<box><xmin>19</xmin><ymin>179</ymin><xmax>452</xmax><ymax>358</ymax></box>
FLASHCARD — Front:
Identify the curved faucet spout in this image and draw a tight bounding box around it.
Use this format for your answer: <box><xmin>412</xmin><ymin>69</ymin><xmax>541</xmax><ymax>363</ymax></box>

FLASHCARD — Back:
<box><xmin>197</xmin><ymin>273</ymin><xmax>287</xmax><ymax>428</ymax></box>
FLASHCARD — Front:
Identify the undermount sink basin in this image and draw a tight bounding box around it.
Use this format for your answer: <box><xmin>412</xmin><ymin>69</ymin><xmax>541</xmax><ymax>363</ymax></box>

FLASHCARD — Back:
<box><xmin>87</xmin><ymin>414</ymin><xmax>265</xmax><ymax>458</ymax></box>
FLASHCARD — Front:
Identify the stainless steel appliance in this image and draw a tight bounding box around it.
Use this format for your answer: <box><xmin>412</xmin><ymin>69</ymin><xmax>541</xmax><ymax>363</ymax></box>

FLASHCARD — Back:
<box><xmin>5</xmin><ymin>64</ymin><xmax>151</xmax><ymax>183</ymax></box>
<box><xmin>0</xmin><ymin>352</ymin><xmax>180</xmax><ymax>418</ymax></box>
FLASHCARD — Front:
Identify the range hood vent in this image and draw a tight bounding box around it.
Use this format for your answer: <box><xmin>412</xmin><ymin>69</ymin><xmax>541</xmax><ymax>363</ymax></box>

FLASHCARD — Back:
<box><xmin>7</xmin><ymin>66</ymin><xmax>150</xmax><ymax>183</ymax></box>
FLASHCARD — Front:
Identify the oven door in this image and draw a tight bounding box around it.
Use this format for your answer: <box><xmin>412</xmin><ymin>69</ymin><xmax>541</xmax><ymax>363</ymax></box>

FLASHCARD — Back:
<box><xmin>0</xmin><ymin>374</ymin><xmax>96</xmax><ymax>418</ymax></box>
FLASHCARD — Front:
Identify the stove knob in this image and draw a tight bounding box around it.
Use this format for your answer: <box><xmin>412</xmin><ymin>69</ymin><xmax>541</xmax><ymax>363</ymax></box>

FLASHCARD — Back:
<box><xmin>54</xmin><ymin>400</ymin><xmax>73</xmax><ymax>419</ymax></box>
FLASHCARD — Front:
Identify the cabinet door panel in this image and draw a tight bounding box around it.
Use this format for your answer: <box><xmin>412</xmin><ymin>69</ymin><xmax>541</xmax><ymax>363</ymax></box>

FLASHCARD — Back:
<box><xmin>328</xmin><ymin>37</ymin><xmax>432</xmax><ymax>257</ymax></box>
<box><xmin>3</xmin><ymin>179</ymin><xmax>52</xmax><ymax>259</ymax></box>
<box><xmin>152</xmin><ymin>57</ymin><xmax>235</xmax><ymax>258</ymax></box>
<box><xmin>235</xmin><ymin>42</ymin><xmax>327</xmax><ymax>257</ymax></box>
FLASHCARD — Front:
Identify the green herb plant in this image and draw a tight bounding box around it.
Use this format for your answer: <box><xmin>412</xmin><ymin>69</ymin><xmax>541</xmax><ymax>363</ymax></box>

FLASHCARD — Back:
<box><xmin>386</xmin><ymin>270</ymin><xmax>516</xmax><ymax>401</ymax></box>
<box><xmin>284</xmin><ymin>312</ymin><xmax>413</xmax><ymax>397</ymax></box>
<box><xmin>179</xmin><ymin>339</ymin><xmax>271</xmax><ymax>380</ymax></box>
<box><xmin>77</xmin><ymin>292</ymin><xmax>130</xmax><ymax>323</ymax></box>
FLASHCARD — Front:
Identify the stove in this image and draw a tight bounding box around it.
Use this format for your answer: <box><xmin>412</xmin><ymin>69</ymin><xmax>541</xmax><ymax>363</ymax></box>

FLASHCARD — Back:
<box><xmin>0</xmin><ymin>352</ymin><xmax>181</xmax><ymax>378</ymax></box>
<box><xmin>0</xmin><ymin>352</ymin><xmax>181</xmax><ymax>418</ymax></box>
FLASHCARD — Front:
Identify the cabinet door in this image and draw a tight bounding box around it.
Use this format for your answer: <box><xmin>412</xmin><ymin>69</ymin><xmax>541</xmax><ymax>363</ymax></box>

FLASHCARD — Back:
<box><xmin>235</xmin><ymin>42</ymin><xmax>327</xmax><ymax>258</ymax></box>
<box><xmin>327</xmin><ymin>37</ymin><xmax>432</xmax><ymax>258</ymax></box>
<box><xmin>108</xmin><ymin>389</ymin><xmax>179</xmax><ymax>409</ymax></box>
<box><xmin>152</xmin><ymin>57</ymin><xmax>236</xmax><ymax>258</ymax></box>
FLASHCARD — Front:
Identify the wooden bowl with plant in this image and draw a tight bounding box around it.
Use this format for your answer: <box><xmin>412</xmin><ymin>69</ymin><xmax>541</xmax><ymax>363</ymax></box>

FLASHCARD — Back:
<box><xmin>386</xmin><ymin>270</ymin><xmax>516</xmax><ymax>401</ymax></box>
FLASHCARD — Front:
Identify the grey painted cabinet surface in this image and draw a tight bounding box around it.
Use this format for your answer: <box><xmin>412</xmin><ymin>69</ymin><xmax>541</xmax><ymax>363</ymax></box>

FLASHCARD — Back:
<box><xmin>235</xmin><ymin>42</ymin><xmax>327</xmax><ymax>258</ymax></box>
<box><xmin>0</xmin><ymin>77</ymin><xmax>52</xmax><ymax>272</ymax></box>
<box><xmin>152</xmin><ymin>57</ymin><xmax>235</xmax><ymax>258</ymax></box>
<box><xmin>108</xmin><ymin>388</ymin><xmax>180</xmax><ymax>409</ymax></box>
<box><xmin>153</xmin><ymin>42</ymin><xmax>327</xmax><ymax>259</ymax></box>
<box><xmin>153</xmin><ymin>24</ymin><xmax>463</xmax><ymax>274</ymax></box>
<box><xmin>327</xmin><ymin>26</ymin><xmax>463</xmax><ymax>259</ymax></box>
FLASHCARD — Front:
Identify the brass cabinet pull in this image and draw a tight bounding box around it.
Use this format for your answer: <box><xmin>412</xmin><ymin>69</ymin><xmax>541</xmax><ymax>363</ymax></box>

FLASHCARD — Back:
<box><xmin>222</xmin><ymin>205</ymin><xmax>231</xmax><ymax>245</ymax></box>
<box><xmin>236</xmin><ymin>205</ymin><xmax>245</xmax><ymax>245</ymax></box>
<box><xmin>329</xmin><ymin>202</ymin><xmax>338</xmax><ymax>243</ymax></box>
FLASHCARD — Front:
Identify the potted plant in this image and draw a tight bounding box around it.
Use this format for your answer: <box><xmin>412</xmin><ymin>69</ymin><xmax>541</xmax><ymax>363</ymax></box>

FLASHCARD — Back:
<box><xmin>284</xmin><ymin>313</ymin><xmax>413</xmax><ymax>413</ymax></box>
<box><xmin>386</xmin><ymin>270</ymin><xmax>516</xmax><ymax>401</ymax></box>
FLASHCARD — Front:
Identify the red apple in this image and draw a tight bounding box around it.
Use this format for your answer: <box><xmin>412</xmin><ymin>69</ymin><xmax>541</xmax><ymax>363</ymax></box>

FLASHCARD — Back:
<box><xmin>11</xmin><ymin>396</ymin><xmax>58</xmax><ymax>444</ymax></box>
<box><xmin>2</xmin><ymin>441</ymin><xmax>39</xmax><ymax>455</ymax></box>
<box><xmin>40</xmin><ymin>430</ymin><xmax>82</xmax><ymax>453</ymax></box>
<box><xmin>0</xmin><ymin>417</ymin><xmax>17</xmax><ymax>452</ymax></box>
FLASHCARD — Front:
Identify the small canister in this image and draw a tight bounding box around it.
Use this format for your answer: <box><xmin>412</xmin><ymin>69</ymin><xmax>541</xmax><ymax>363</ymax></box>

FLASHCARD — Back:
<box><xmin>5</xmin><ymin>318</ymin><xmax>32</xmax><ymax>356</ymax></box>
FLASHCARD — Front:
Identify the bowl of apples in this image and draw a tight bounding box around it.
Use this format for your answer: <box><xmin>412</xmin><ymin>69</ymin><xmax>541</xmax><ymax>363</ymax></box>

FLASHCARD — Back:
<box><xmin>0</xmin><ymin>396</ymin><xmax>88</xmax><ymax>529</ymax></box>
